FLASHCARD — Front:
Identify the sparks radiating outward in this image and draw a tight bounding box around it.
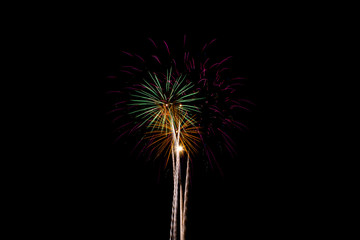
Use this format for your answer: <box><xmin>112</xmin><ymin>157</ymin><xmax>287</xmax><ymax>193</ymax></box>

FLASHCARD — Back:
<box><xmin>129</xmin><ymin>70</ymin><xmax>201</xmax><ymax>134</ymax></box>
<box><xmin>107</xmin><ymin>35</ymin><xmax>253</xmax><ymax>240</ymax></box>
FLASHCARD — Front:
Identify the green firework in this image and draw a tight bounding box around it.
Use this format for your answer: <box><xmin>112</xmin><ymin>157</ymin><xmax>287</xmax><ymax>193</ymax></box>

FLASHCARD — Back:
<box><xmin>129</xmin><ymin>70</ymin><xmax>202</xmax><ymax>131</ymax></box>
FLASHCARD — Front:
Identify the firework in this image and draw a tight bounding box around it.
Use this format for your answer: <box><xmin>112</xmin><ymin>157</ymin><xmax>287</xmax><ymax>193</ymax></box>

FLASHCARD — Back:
<box><xmin>107</xmin><ymin>34</ymin><xmax>252</xmax><ymax>240</ymax></box>
<box><xmin>129</xmin><ymin>71</ymin><xmax>201</xmax><ymax>132</ymax></box>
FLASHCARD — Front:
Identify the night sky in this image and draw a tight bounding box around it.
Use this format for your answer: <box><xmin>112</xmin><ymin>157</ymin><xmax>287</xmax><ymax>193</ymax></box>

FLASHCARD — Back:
<box><xmin>44</xmin><ymin>12</ymin><xmax>320</xmax><ymax>239</ymax></box>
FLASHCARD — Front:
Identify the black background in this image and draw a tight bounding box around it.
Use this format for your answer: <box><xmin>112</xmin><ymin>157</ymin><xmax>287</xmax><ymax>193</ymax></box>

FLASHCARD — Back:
<box><xmin>37</xmin><ymin>9</ymin><xmax>325</xmax><ymax>239</ymax></box>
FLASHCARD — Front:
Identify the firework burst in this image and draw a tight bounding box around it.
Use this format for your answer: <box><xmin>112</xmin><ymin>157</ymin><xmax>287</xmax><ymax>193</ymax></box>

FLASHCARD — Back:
<box><xmin>129</xmin><ymin>71</ymin><xmax>201</xmax><ymax>131</ymax></box>
<box><xmin>107</xmin><ymin>34</ymin><xmax>252</xmax><ymax>240</ymax></box>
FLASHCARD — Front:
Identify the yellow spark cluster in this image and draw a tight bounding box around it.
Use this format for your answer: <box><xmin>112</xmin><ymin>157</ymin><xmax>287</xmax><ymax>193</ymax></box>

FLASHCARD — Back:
<box><xmin>145</xmin><ymin>108</ymin><xmax>200</xmax><ymax>166</ymax></box>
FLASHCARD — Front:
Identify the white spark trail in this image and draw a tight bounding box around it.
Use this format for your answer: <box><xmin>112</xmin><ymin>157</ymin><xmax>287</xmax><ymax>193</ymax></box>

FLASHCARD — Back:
<box><xmin>182</xmin><ymin>154</ymin><xmax>190</xmax><ymax>239</ymax></box>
